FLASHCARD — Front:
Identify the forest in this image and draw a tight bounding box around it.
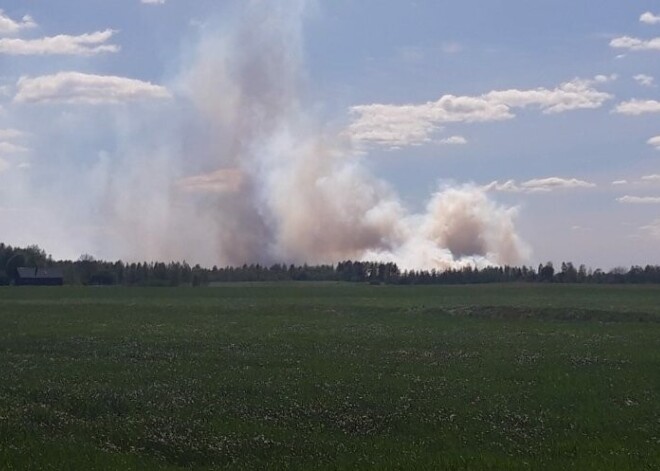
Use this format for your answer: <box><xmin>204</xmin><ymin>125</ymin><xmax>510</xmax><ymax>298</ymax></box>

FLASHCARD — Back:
<box><xmin>1</xmin><ymin>241</ymin><xmax>660</xmax><ymax>286</ymax></box>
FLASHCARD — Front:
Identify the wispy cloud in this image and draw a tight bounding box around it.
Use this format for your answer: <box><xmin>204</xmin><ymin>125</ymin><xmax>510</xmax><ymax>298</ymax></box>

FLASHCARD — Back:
<box><xmin>641</xmin><ymin>174</ymin><xmax>660</xmax><ymax>183</ymax></box>
<box><xmin>349</xmin><ymin>76</ymin><xmax>613</xmax><ymax>148</ymax></box>
<box><xmin>14</xmin><ymin>72</ymin><xmax>171</xmax><ymax>105</ymax></box>
<box><xmin>634</xmin><ymin>74</ymin><xmax>655</xmax><ymax>87</ymax></box>
<box><xmin>0</xmin><ymin>128</ymin><xmax>27</xmax><ymax>141</ymax></box>
<box><xmin>485</xmin><ymin>177</ymin><xmax>596</xmax><ymax>193</ymax></box>
<box><xmin>0</xmin><ymin>30</ymin><xmax>118</xmax><ymax>56</ymax></box>
<box><xmin>614</xmin><ymin>99</ymin><xmax>660</xmax><ymax>115</ymax></box>
<box><xmin>640</xmin><ymin>219</ymin><xmax>660</xmax><ymax>239</ymax></box>
<box><xmin>438</xmin><ymin>136</ymin><xmax>467</xmax><ymax>145</ymax></box>
<box><xmin>142</xmin><ymin>0</ymin><xmax>166</xmax><ymax>4</ymax></box>
<box><xmin>611</xmin><ymin>175</ymin><xmax>660</xmax><ymax>186</ymax></box>
<box><xmin>0</xmin><ymin>128</ymin><xmax>30</xmax><ymax>167</ymax></box>
<box><xmin>618</xmin><ymin>195</ymin><xmax>660</xmax><ymax>204</ymax></box>
<box><xmin>0</xmin><ymin>10</ymin><xmax>36</xmax><ymax>36</ymax></box>
<box><xmin>0</xmin><ymin>141</ymin><xmax>29</xmax><ymax>154</ymax></box>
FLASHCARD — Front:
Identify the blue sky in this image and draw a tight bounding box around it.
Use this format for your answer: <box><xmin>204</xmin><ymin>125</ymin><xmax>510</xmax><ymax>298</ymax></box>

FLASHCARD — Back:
<box><xmin>0</xmin><ymin>1</ymin><xmax>659</xmax><ymax>268</ymax></box>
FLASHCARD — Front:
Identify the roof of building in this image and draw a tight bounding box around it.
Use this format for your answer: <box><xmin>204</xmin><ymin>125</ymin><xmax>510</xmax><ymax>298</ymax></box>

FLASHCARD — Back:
<box><xmin>16</xmin><ymin>267</ymin><xmax>64</xmax><ymax>279</ymax></box>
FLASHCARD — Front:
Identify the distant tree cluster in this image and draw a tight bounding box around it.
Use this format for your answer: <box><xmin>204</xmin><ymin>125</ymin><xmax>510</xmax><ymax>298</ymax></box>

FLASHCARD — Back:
<box><xmin>2</xmin><ymin>242</ymin><xmax>660</xmax><ymax>286</ymax></box>
<box><xmin>393</xmin><ymin>262</ymin><xmax>660</xmax><ymax>285</ymax></box>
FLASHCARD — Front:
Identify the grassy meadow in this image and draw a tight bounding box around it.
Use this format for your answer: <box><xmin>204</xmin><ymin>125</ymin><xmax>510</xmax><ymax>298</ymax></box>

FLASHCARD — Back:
<box><xmin>0</xmin><ymin>283</ymin><xmax>659</xmax><ymax>470</ymax></box>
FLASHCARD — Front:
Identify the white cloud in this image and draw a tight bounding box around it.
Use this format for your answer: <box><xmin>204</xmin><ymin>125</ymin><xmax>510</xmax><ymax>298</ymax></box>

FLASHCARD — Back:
<box><xmin>641</xmin><ymin>174</ymin><xmax>660</xmax><ymax>183</ymax></box>
<box><xmin>618</xmin><ymin>195</ymin><xmax>660</xmax><ymax>204</ymax></box>
<box><xmin>483</xmin><ymin>179</ymin><xmax>520</xmax><ymax>193</ymax></box>
<box><xmin>0</xmin><ymin>141</ymin><xmax>29</xmax><ymax>154</ymax></box>
<box><xmin>634</xmin><ymin>74</ymin><xmax>655</xmax><ymax>87</ymax></box>
<box><xmin>485</xmin><ymin>177</ymin><xmax>596</xmax><ymax>193</ymax></box>
<box><xmin>0</xmin><ymin>128</ymin><xmax>27</xmax><ymax>140</ymax></box>
<box><xmin>612</xmin><ymin>180</ymin><xmax>628</xmax><ymax>185</ymax></box>
<box><xmin>640</xmin><ymin>12</ymin><xmax>660</xmax><ymax>25</ymax></box>
<box><xmin>610</xmin><ymin>36</ymin><xmax>660</xmax><ymax>51</ymax></box>
<box><xmin>348</xmin><ymin>97</ymin><xmax>510</xmax><ymax>149</ymax></box>
<box><xmin>594</xmin><ymin>74</ymin><xmax>618</xmax><ymax>84</ymax></box>
<box><xmin>14</xmin><ymin>72</ymin><xmax>172</xmax><ymax>105</ymax></box>
<box><xmin>484</xmin><ymin>76</ymin><xmax>614</xmax><ymax>113</ymax></box>
<box><xmin>142</xmin><ymin>0</ymin><xmax>166</xmax><ymax>4</ymax></box>
<box><xmin>647</xmin><ymin>136</ymin><xmax>660</xmax><ymax>150</ymax></box>
<box><xmin>614</xmin><ymin>99</ymin><xmax>660</xmax><ymax>115</ymax></box>
<box><xmin>640</xmin><ymin>220</ymin><xmax>660</xmax><ymax>239</ymax></box>
<box><xmin>521</xmin><ymin>177</ymin><xmax>596</xmax><ymax>191</ymax></box>
<box><xmin>438</xmin><ymin>135</ymin><xmax>467</xmax><ymax>145</ymax></box>
<box><xmin>0</xmin><ymin>30</ymin><xmax>118</xmax><ymax>56</ymax></box>
<box><xmin>0</xmin><ymin>10</ymin><xmax>36</xmax><ymax>36</ymax></box>
<box><xmin>349</xmin><ymin>77</ymin><xmax>613</xmax><ymax>148</ymax></box>
<box><xmin>0</xmin><ymin>128</ymin><xmax>29</xmax><ymax>158</ymax></box>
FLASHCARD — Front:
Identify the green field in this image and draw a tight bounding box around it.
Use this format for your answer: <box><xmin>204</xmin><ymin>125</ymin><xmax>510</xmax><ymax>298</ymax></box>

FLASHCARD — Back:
<box><xmin>1</xmin><ymin>284</ymin><xmax>659</xmax><ymax>470</ymax></box>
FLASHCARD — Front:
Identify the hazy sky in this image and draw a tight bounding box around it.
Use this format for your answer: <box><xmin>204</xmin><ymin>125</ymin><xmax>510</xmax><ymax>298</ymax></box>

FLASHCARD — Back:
<box><xmin>0</xmin><ymin>1</ymin><xmax>659</xmax><ymax>269</ymax></box>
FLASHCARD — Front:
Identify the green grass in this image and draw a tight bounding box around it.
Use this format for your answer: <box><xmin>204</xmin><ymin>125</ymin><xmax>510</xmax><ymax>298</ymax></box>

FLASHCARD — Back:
<box><xmin>0</xmin><ymin>284</ymin><xmax>659</xmax><ymax>470</ymax></box>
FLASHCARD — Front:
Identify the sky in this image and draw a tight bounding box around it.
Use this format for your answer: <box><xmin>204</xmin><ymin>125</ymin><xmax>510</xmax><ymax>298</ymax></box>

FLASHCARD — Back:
<box><xmin>0</xmin><ymin>0</ymin><xmax>659</xmax><ymax>269</ymax></box>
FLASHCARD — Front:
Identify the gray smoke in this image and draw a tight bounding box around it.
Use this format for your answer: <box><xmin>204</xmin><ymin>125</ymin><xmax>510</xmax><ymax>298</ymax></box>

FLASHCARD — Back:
<box><xmin>2</xmin><ymin>0</ymin><xmax>530</xmax><ymax>269</ymax></box>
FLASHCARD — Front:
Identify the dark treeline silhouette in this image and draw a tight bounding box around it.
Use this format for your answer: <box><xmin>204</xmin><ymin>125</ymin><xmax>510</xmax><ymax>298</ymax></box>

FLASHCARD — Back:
<box><xmin>2</xmin><ymin>242</ymin><xmax>660</xmax><ymax>286</ymax></box>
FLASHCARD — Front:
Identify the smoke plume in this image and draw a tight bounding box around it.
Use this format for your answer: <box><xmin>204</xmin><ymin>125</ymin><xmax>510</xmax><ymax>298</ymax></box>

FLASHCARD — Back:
<box><xmin>2</xmin><ymin>0</ymin><xmax>529</xmax><ymax>269</ymax></box>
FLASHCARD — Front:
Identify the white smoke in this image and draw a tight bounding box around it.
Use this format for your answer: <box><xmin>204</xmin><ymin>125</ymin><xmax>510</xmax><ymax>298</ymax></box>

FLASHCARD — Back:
<box><xmin>1</xmin><ymin>0</ymin><xmax>530</xmax><ymax>269</ymax></box>
<box><xmin>362</xmin><ymin>185</ymin><xmax>529</xmax><ymax>270</ymax></box>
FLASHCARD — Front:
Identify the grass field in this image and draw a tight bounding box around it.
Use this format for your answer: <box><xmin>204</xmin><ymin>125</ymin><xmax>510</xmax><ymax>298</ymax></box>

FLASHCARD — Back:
<box><xmin>1</xmin><ymin>283</ymin><xmax>659</xmax><ymax>470</ymax></box>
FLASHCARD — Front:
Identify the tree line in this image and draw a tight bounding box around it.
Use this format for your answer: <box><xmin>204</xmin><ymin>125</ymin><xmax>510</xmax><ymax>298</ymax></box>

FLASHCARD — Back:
<box><xmin>2</xmin><ymin>242</ymin><xmax>660</xmax><ymax>286</ymax></box>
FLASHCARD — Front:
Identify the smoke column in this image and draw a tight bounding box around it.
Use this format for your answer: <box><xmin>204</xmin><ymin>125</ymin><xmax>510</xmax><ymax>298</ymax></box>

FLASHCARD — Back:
<box><xmin>5</xmin><ymin>0</ymin><xmax>530</xmax><ymax>269</ymax></box>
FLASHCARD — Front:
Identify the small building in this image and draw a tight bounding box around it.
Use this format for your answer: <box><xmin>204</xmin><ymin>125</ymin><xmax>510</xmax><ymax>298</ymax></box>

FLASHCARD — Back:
<box><xmin>15</xmin><ymin>267</ymin><xmax>64</xmax><ymax>286</ymax></box>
